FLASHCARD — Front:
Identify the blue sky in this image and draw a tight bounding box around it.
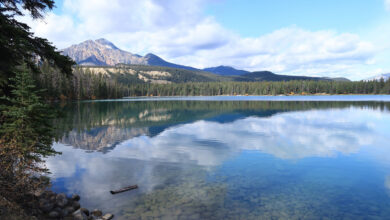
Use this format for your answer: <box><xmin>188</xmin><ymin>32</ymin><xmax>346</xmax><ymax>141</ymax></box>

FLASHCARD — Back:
<box><xmin>205</xmin><ymin>0</ymin><xmax>386</xmax><ymax>36</ymax></box>
<box><xmin>22</xmin><ymin>0</ymin><xmax>390</xmax><ymax>80</ymax></box>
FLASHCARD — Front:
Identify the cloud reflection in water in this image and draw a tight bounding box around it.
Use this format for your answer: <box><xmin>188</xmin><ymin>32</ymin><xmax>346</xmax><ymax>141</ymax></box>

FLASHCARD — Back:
<box><xmin>46</xmin><ymin>106</ymin><xmax>390</xmax><ymax>218</ymax></box>
<box><xmin>109</xmin><ymin>108</ymin><xmax>387</xmax><ymax>164</ymax></box>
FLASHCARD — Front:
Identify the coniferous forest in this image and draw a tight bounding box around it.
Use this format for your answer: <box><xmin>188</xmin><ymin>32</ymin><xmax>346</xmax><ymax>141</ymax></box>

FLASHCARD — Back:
<box><xmin>124</xmin><ymin>79</ymin><xmax>390</xmax><ymax>97</ymax></box>
<box><xmin>36</xmin><ymin>64</ymin><xmax>390</xmax><ymax>100</ymax></box>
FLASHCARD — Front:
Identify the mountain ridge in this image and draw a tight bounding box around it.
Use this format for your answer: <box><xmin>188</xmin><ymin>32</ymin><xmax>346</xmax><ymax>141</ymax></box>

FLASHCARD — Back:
<box><xmin>203</xmin><ymin>66</ymin><xmax>249</xmax><ymax>76</ymax></box>
<box><xmin>365</xmin><ymin>73</ymin><xmax>390</xmax><ymax>81</ymax></box>
<box><xmin>62</xmin><ymin>38</ymin><xmax>350</xmax><ymax>82</ymax></box>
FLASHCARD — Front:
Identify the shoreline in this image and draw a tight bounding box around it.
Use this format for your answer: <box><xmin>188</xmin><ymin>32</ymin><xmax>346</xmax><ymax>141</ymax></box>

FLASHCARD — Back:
<box><xmin>123</xmin><ymin>93</ymin><xmax>390</xmax><ymax>98</ymax></box>
<box><xmin>1</xmin><ymin>190</ymin><xmax>114</xmax><ymax>220</ymax></box>
<box><xmin>50</xmin><ymin>94</ymin><xmax>390</xmax><ymax>103</ymax></box>
<box><xmin>78</xmin><ymin>94</ymin><xmax>390</xmax><ymax>103</ymax></box>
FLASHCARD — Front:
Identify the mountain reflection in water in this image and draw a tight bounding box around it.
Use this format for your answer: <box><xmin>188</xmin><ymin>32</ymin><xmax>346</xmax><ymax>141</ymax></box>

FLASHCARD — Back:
<box><xmin>48</xmin><ymin>99</ymin><xmax>390</xmax><ymax>219</ymax></box>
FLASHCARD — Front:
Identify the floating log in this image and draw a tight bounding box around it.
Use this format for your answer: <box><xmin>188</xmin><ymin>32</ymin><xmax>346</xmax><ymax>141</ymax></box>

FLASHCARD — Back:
<box><xmin>110</xmin><ymin>185</ymin><xmax>138</xmax><ymax>194</ymax></box>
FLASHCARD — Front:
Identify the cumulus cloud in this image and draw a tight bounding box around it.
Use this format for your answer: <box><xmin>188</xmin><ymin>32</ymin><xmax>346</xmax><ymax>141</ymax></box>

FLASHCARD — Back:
<box><xmin>62</xmin><ymin>0</ymin><xmax>206</xmax><ymax>34</ymax></box>
<box><xmin>172</xmin><ymin>27</ymin><xmax>376</xmax><ymax>79</ymax></box>
<box><xmin>20</xmin><ymin>0</ymin><xmax>382</xmax><ymax>80</ymax></box>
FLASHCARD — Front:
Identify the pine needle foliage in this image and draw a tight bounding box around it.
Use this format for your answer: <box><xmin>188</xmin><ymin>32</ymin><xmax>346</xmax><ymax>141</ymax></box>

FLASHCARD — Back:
<box><xmin>0</xmin><ymin>65</ymin><xmax>59</xmax><ymax>209</ymax></box>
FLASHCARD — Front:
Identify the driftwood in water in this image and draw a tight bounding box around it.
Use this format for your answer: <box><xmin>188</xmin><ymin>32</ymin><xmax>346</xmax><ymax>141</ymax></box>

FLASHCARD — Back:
<box><xmin>110</xmin><ymin>185</ymin><xmax>138</xmax><ymax>194</ymax></box>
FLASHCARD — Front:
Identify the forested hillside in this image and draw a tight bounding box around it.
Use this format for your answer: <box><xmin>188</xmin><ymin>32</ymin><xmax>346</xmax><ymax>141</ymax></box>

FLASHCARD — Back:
<box><xmin>36</xmin><ymin>62</ymin><xmax>390</xmax><ymax>100</ymax></box>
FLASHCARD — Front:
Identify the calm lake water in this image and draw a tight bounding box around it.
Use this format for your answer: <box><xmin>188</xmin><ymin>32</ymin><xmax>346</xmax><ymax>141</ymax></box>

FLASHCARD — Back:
<box><xmin>48</xmin><ymin>96</ymin><xmax>390</xmax><ymax>219</ymax></box>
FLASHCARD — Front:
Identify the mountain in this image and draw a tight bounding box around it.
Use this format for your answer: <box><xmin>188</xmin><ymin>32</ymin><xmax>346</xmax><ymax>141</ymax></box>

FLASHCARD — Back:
<box><xmin>321</xmin><ymin>77</ymin><xmax>350</xmax><ymax>82</ymax></box>
<box><xmin>233</xmin><ymin>71</ymin><xmax>322</xmax><ymax>81</ymax></box>
<box><xmin>143</xmin><ymin>53</ymin><xmax>197</xmax><ymax>71</ymax></box>
<box><xmin>365</xmin><ymin>73</ymin><xmax>390</xmax><ymax>81</ymax></box>
<box><xmin>62</xmin><ymin>38</ymin><xmax>146</xmax><ymax>66</ymax></box>
<box><xmin>78</xmin><ymin>55</ymin><xmax>107</xmax><ymax>66</ymax></box>
<box><xmin>62</xmin><ymin>38</ymin><xmax>196</xmax><ymax>71</ymax></box>
<box><xmin>63</xmin><ymin>38</ymin><xmax>349</xmax><ymax>82</ymax></box>
<box><xmin>203</xmin><ymin>66</ymin><xmax>249</xmax><ymax>76</ymax></box>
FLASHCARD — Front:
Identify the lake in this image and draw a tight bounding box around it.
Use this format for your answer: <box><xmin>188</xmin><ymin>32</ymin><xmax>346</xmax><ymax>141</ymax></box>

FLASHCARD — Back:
<box><xmin>48</xmin><ymin>96</ymin><xmax>390</xmax><ymax>219</ymax></box>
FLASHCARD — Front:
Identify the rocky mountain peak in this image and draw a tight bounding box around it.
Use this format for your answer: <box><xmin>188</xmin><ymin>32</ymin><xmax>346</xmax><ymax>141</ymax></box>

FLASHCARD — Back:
<box><xmin>61</xmin><ymin>39</ymin><xmax>193</xmax><ymax>69</ymax></box>
<box><xmin>144</xmin><ymin>53</ymin><xmax>163</xmax><ymax>62</ymax></box>
<box><xmin>62</xmin><ymin>39</ymin><xmax>145</xmax><ymax>66</ymax></box>
<box><xmin>95</xmin><ymin>38</ymin><xmax>119</xmax><ymax>50</ymax></box>
<box><xmin>144</xmin><ymin>53</ymin><xmax>158</xmax><ymax>58</ymax></box>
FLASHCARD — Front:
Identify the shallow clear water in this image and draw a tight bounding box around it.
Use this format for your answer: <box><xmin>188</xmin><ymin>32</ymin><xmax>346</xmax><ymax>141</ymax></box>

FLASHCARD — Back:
<box><xmin>48</xmin><ymin>96</ymin><xmax>390</xmax><ymax>219</ymax></box>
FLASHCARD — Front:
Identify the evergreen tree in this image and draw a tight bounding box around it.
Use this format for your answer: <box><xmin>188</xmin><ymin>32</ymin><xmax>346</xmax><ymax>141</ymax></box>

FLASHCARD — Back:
<box><xmin>0</xmin><ymin>0</ymin><xmax>74</xmax><ymax>97</ymax></box>
<box><xmin>0</xmin><ymin>65</ymin><xmax>59</xmax><ymax>208</ymax></box>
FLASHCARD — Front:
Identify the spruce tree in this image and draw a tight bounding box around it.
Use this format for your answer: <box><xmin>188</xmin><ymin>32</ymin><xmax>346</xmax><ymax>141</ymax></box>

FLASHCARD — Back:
<box><xmin>0</xmin><ymin>0</ymin><xmax>75</xmax><ymax>97</ymax></box>
<box><xmin>0</xmin><ymin>65</ymin><xmax>59</xmax><ymax>210</ymax></box>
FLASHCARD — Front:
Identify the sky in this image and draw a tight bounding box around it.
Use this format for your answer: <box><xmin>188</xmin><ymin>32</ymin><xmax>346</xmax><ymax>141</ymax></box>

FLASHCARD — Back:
<box><xmin>20</xmin><ymin>0</ymin><xmax>390</xmax><ymax>80</ymax></box>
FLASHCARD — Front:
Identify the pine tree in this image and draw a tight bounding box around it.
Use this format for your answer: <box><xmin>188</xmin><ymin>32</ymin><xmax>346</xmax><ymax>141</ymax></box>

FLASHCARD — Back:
<box><xmin>0</xmin><ymin>65</ymin><xmax>59</xmax><ymax>207</ymax></box>
<box><xmin>0</xmin><ymin>0</ymin><xmax>74</xmax><ymax>97</ymax></box>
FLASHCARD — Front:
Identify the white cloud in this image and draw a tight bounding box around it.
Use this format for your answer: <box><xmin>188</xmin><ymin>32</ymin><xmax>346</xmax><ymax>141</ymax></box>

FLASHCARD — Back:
<box><xmin>62</xmin><ymin>0</ymin><xmax>205</xmax><ymax>34</ymax></box>
<box><xmin>171</xmin><ymin>27</ymin><xmax>376</xmax><ymax>79</ymax></box>
<box><xmin>20</xmin><ymin>0</ymin><xmax>385</xmax><ymax>80</ymax></box>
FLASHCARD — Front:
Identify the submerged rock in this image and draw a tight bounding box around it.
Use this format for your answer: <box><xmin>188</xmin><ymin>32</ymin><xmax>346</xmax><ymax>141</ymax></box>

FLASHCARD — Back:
<box><xmin>61</xmin><ymin>208</ymin><xmax>69</xmax><ymax>217</ymax></box>
<box><xmin>53</xmin><ymin>207</ymin><xmax>62</xmax><ymax>214</ymax></box>
<box><xmin>91</xmin><ymin>209</ymin><xmax>103</xmax><ymax>217</ymax></box>
<box><xmin>39</xmin><ymin>199</ymin><xmax>54</xmax><ymax>213</ymax></box>
<box><xmin>72</xmin><ymin>194</ymin><xmax>81</xmax><ymax>201</ymax></box>
<box><xmin>102</xmin><ymin>213</ymin><xmax>114</xmax><ymax>220</ymax></box>
<box><xmin>80</xmin><ymin>207</ymin><xmax>90</xmax><ymax>216</ymax></box>
<box><xmin>42</xmin><ymin>190</ymin><xmax>55</xmax><ymax>199</ymax></box>
<box><xmin>48</xmin><ymin>210</ymin><xmax>60</xmax><ymax>218</ymax></box>
<box><xmin>72</xmin><ymin>201</ymin><xmax>81</xmax><ymax>210</ymax></box>
<box><xmin>73</xmin><ymin>209</ymin><xmax>88</xmax><ymax>220</ymax></box>
<box><xmin>65</xmin><ymin>206</ymin><xmax>75</xmax><ymax>214</ymax></box>
<box><xmin>56</xmin><ymin>193</ymin><xmax>68</xmax><ymax>207</ymax></box>
<box><xmin>33</xmin><ymin>190</ymin><xmax>114</xmax><ymax>219</ymax></box>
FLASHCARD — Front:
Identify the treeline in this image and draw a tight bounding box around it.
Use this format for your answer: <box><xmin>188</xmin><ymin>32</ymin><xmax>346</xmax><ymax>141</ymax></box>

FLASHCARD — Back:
<box><xmin>36</xmin><ymin>63</ymin><xmax>390</xmax><ymax>99</ymax></box>
<box><xmin>126</xmin><ymin>80</ymin><xmax>390</xmax><ymax>97</ymax></box>
<box><xmin>36</xmin><ymin>63</ymin><xmax>128</xmax><ymax>100</ymax></box>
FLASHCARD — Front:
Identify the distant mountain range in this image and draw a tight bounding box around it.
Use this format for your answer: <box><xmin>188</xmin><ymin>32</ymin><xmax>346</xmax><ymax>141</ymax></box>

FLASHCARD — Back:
<box><xmin>365</xmin><ymin>73</ymin><xmax>390</xmax><ymax>81</ymax></box>
<box><xmin>203</xmin><ymin>66</ymin><xmax>249</xmax><ymax>76</ymax></box>
<box><xmin>62</xmin><ymin>39</ymin><xmax>350</xmax><ymax>82</ymax></box>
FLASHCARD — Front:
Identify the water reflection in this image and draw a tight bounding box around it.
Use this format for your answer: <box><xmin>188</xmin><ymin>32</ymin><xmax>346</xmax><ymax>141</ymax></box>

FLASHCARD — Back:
<box><xmin>62</xmin><ymin>127</ymin><xmax>149</xmax><ymax>152</ymax></box>
<box><xmin>109</xmin><ymin>111</ymin><xmax>376</xmax><ymax>164</ymax></box>
<box><xmin>54</xmin><ymin>100</ymin><xmax>390</xmax><ymax>153</ymax></box>
<box><xmin>48</xmin><ymin>99</ymin><xmax>390</xmax><ymax>219</ymax></box>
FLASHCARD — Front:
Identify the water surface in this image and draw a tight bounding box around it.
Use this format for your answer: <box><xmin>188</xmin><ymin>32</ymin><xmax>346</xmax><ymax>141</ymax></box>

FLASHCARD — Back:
<box><xmin>49</xmin><ymin>96</ymin><xmax>390</xmax><ymax>219</ymax></box>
